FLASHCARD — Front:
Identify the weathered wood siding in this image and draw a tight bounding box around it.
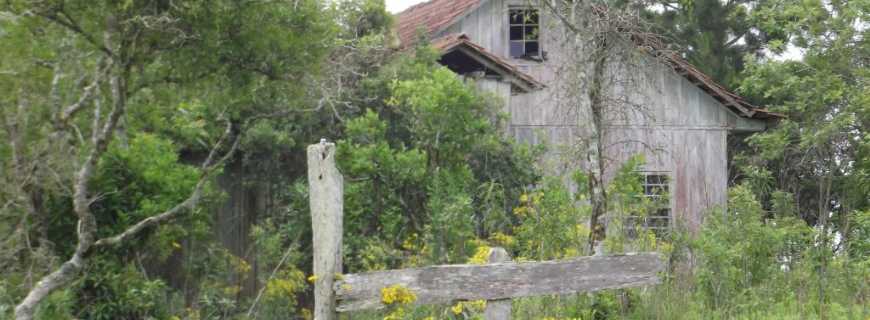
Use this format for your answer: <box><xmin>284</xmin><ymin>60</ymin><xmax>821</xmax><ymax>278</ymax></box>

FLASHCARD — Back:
<box><xmin>590</xmin><ymin>61</ymin><xmax>735</xmax><ymax>230</ymax></box>
<box><xmin>471</xmin><ymin>77</ymin><xmax>512</xmax><ymax>114</ymax></box>
<box><xmin>441</xmin><ymin>0</ymin><xmax>767</xmax><ymax>231</ymax></box>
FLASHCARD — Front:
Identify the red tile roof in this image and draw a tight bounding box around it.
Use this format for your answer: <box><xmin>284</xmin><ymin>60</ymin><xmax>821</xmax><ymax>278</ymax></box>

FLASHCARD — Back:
<box><xmin>396</xmin><ymin>0</ymin><xmax>481</xmax><ymax>47</ymax></box>
<box><xmin>432</xmin><ymin>33</ymin><xmax>544</xmax><ymax>91</ymax></box>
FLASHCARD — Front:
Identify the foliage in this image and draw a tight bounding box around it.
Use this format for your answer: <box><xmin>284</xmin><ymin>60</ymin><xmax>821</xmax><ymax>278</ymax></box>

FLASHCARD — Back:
<box><xmin>627</xmin><ymin>184</ymin><xmax>867</xmax><ymax>319</ymax></box>
<box><xmin>0</xmin><ymin>0</ymin><xmax>866</xmax><ymax>318</ymax></box>
<box><xmin>513</xmin><ymin>177</ymin><xmax>590</xmax><ymax>260</ymax></box>
<box><xmin>336</xmin><ymin>51</ymin><xmax>539</xmax><ymax>272</ymax></box>
<box><xmin>643</xmin><ymin>0</ymin><xmax>784</xmax><ymax>87</ymax></box>
<box><xmin>733</xmin><ymin>4</ymin><xmax>869</xmax><ymax>318</ymax></box>
<box><xmin>0</xmin><ymin>0</ymin><xmax>334</xmax><ymax>318</ymax></box>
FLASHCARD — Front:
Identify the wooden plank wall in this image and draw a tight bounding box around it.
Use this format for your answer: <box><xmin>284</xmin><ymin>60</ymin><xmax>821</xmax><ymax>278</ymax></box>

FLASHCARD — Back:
<box><xmin>443</xmin><ymin>0</ymin><xmax>760</xmax><ymax>231</ymax></box>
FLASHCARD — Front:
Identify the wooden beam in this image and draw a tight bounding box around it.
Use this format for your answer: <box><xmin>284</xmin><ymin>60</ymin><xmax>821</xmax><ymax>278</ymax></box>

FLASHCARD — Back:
<box><xmin>454</xmin><ymin>46</ymin><xmax>536</xmax><ymax>93</ymax></box>
<box><xmin>334</xmin><ymin>252</ymin><xmax>663</xmax><ymax>312</ymax></box>
<box><xmin>308</xmin><ymin>141</ymin><xmax>343</xmax><ymax>320</ymax></box>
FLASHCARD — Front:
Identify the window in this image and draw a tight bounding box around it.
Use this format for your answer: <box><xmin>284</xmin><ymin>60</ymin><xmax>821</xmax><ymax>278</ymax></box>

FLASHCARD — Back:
<box><xmin>626</xmin><ymin>173</ymin><xmax>671</xmax><ymax>237</ymax></box>
<box><xmin>509</xmin><ymin>8</ymin><xmax>540</xmax><ymax>58</ymax></box>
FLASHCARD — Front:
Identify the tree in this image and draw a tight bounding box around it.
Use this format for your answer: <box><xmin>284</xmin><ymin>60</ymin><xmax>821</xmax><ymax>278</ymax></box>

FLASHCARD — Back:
<box><xmin>0</xmin><ymin>1</ymin><xmax>333</xmax><ymax>318</ymax></box>
<box><xmin>643</xmin><ymin>0</ymin><xmax>784</xmax><ymax>87</ymax></box>
<box><xmin>736</xmin><ymin>0</ymin><xmax>869</xmax><ymax>317</ymax></box>
<box><xmin>539</xmin><ymin>0</ymin><xmax>672</xmax><ymax>253</ymax></box>
<box><xmin>336</xmin><ymin>50</ymin><xmax>539</xmax><ymax>269</ymax></box>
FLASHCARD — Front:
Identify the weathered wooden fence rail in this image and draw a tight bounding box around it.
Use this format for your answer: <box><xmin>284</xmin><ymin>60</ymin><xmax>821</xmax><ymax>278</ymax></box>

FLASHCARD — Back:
<box><xmin>334</xmin><ymin>252</ymin><xmax>661</xmax><ymax>312</ymax></box>
<box><xmin>307</xmin><ymin>142</ymin><xmax>663</xmax><ymax>319</ymax></box>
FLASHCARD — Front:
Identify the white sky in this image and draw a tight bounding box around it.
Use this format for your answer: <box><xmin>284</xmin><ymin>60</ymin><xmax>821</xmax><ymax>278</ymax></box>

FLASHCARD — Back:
<box><xmin>386</xmin><ymin>0</ymin><xmax>427</xmax><ymax>13</ymax></box>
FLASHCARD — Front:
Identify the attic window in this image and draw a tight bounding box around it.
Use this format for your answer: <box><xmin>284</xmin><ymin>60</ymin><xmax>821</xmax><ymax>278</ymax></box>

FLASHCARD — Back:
<box><xmin>509</xmin><ymin>8</ymin><xmax>539</xmax><ymax>59</ymax></box>
<box><xmin>626</xmin><ymin>173</ymin><xmax>671</xmax><ymax>237</ymax></box>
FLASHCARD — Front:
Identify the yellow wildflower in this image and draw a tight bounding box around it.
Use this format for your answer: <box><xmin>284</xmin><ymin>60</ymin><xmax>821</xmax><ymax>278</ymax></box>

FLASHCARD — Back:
<box><xmin>467</xmin><ymin>300</ymin><xmax>486</xmax><ymax>310</ymax></box>
<box><xmin>266</xmin><ymin>279</ymin><xmax>291</xmax><ymax>296</ymax></box>
<box><xmin>468</xmin><ymin>245</ymin><xmax>491</xmax><ymax>264</ymax></box>
<box><xmin>380</xmin><ymin>284</ymin><xmax>416</xmax><ymax>305</ymax></box>
<box><xmin>489</xmin><ymin>232</ymin><xmax>516</xmax><ymax>247</ymax></box>
<box><xmin>451</xmin><ymin>302</ymin><xmax>463</xmax><ymax>315</ymax></box>
<box><xmin>531</xmin><ymin>192</ymin><xmax>543</xmax><ymax>205</ymax></box>
<box><xmin>383</xmin><ymin>306</ymin><xmax>405</xmax><ymax>320</ymax></box>
<box><xmin>402</xmin><ymin>233</ymin><xmax>419</xmax><ymax>250</ymax></box>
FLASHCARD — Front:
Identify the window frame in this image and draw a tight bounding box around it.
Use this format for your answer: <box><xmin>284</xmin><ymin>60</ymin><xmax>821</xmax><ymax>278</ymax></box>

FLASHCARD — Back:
<box><xmin>508</xmin><ymin>7</ymin><xmax>541</xmax><ymax>59</ymax></box>
<box><xmin>625</xmin><ymin>172</ymin><xmax>672</xmax><ymax>237</ymax></box>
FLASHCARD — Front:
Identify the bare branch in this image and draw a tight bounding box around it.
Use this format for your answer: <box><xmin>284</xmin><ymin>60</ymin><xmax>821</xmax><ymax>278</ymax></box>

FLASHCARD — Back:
<box><xmin>49</xmin><ymin>63</ymin><xmax>63</xmax><ymax>112</ymax></box>
<box><xmin>14</xmin><ymin>15</ymin><xmax>125</xmax><ymax>319</ymax></box>
<box><xmin>57</xmin><ymin>59</ymin><xmax>108</xmax><ymax>126</ymax></box>
<box><xmin>13</xmin><ymin>253</ymin><xmax>85</xmax><ymax>319</ymax></box>
<box><xmin>199</xmin><ymin>118</ymin><xmax>234</xmax><ymax>170</ymax></box>
<box><xmin>541</xmin><ymin>0</ymin><xmax>582</xmax><ymax>34</ymax></box>
<box><xmin>40</xmin><ymin>9</ymin><xmax>115</xmax><ymax>57</ymax></box>
<box><xmin>94</xmin><ymin>130</ymin><xmax>241</xmax><ymax>248</ymax></box>
<box><xmin>246</xmin><ymin>244</ymin><xmax>297</xmax><ymax>319</ymax></box>
<box><xmin>91</xmin><ymin>83</ymin><xmax>103</xmax><ymax>142</ymax></box>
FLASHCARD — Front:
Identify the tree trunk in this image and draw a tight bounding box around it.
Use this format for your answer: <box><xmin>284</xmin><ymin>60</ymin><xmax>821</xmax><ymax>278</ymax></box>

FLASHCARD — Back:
<box><xmin>14</xmin><ymin>15</ymin><xmax>125</xmax><ymax>319</ymax></box>
<box><xmin>586</xmin><ymin>42</ymin><xmax>609</xmax><ymax>255</ymax></box>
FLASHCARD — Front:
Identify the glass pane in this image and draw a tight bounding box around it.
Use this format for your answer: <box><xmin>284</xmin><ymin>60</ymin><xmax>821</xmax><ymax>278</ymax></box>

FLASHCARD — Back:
<box><xmin>650</xmin><ymin>218</ymin><xmax>669</xmax><ymax>228</ymax></box>
<box><xmin>510</xmin><ymin>26</ymin><xmax>523</xmax><ymax>40</ymax></box>
<box><xmin>509</xmin><ymin>10</ymin><xmax>523</xmax><ymax>24</ymax></box>
<box><xmin>510</xmin><ymin>41</ymin><xmax>524</xmax><ymax>57</ymax></box>
<box><xmin>526</xmin><ymin>10</ymin><xmax>539</xmax><ymax>24</ymax></box>
<box><xmin>525</xmin><ymin>41</ymin><xmax>539</xmax><ymax>55</ymax></box>
<box><xmin>524</xmin><ymin>26</ymin><xmax>539</xmax><ymax>40</ymax></box>
<box><xmin>654</xmin><ymin>208</ymin><xmax>670</xmax><ymax>217</ymax></box>
<box><xmin>629</xmin><ymin>172</ymin><xmax>672</xmax><ymax>238</ymax></box>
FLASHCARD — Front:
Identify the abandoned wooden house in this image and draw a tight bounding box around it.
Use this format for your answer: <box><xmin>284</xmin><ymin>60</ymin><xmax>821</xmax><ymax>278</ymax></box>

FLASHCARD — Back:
<box><xmin>395</xmin><ymin>0</ymin><xmax>781</xmax><ymax>233</ymax></box>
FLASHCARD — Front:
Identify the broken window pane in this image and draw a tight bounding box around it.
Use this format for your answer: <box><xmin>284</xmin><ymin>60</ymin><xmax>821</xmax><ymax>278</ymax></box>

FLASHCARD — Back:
<box><xmin>509</xmin><ymin>10</ymin><xmax>523</xmax><ymax>24</ymax></box>
<box><xmin>508</xmin><ymin>7</ymin><xmax>540</xmax><ymax>58</ymax></box>
<box><xmin>525</xmin><ymin>26</ymin><xmax>538</xmax><ymax>39</ymax></box>
<box><xmin>526</xmin><ymin>10</ymin><xmax>539</xmax><ymax>23</ymax></box>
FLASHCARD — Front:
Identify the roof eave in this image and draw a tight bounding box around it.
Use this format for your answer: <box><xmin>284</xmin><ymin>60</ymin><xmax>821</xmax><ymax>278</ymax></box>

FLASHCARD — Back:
<box><xmin>432</xmin><ymin>34</ymin><xmax>545</xmax><ymax>93</ymax></box>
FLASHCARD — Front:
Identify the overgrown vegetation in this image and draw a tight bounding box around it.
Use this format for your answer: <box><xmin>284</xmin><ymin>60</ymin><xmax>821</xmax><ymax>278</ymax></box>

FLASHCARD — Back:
<box><xmin>0</xmin><ymin>0</ymin><xmax>867</xmax><ymax>319</ymax></box>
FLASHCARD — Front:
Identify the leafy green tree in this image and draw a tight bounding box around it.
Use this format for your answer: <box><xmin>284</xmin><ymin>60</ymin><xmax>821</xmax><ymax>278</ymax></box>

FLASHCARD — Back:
<box><xmin>336</xmin><ymin>51</ymin><xmax>539</xmax><ymax>270</ymax></box>
<box><xmin>738</xmin><ymin>0</ymin><xmax>867</xmax><ymax>246</ymax></box>
<box><xmin>735</xmin><ymin>2</ymin><xmax>868</xmax><ymax>316</ymax></box>
<box><xmin>644</xmin><ymin>0</ymin><xmax>784</xmax><ymax>87</ymax></box>
<box><xmin>0</xmin><ymin>0</ymin><xmax>334</xmax><ymax>318</ymax></box>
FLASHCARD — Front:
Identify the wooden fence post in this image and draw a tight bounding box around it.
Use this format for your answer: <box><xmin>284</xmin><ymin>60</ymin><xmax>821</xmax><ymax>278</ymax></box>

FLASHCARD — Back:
<box><xmin>484</xmin><ymin>247</ymin><xmax>511</xmax><ymax>320</ymax></box>
<box><xmin>308</xmin><ymin>141</ymin><xmax>342</xmax><ymax>320</ymax></box>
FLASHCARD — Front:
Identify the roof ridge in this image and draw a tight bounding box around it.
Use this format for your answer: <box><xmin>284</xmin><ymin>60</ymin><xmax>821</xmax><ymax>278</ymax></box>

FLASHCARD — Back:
<box><xmin>394</xmin><ymin>0</ymin><xmax>779</xmax><ymax>119</ymax></box>
<box><xmin>397</xmin><ymin>0</ymin><xmax>440</xmax><ymax>15</ymax></box>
